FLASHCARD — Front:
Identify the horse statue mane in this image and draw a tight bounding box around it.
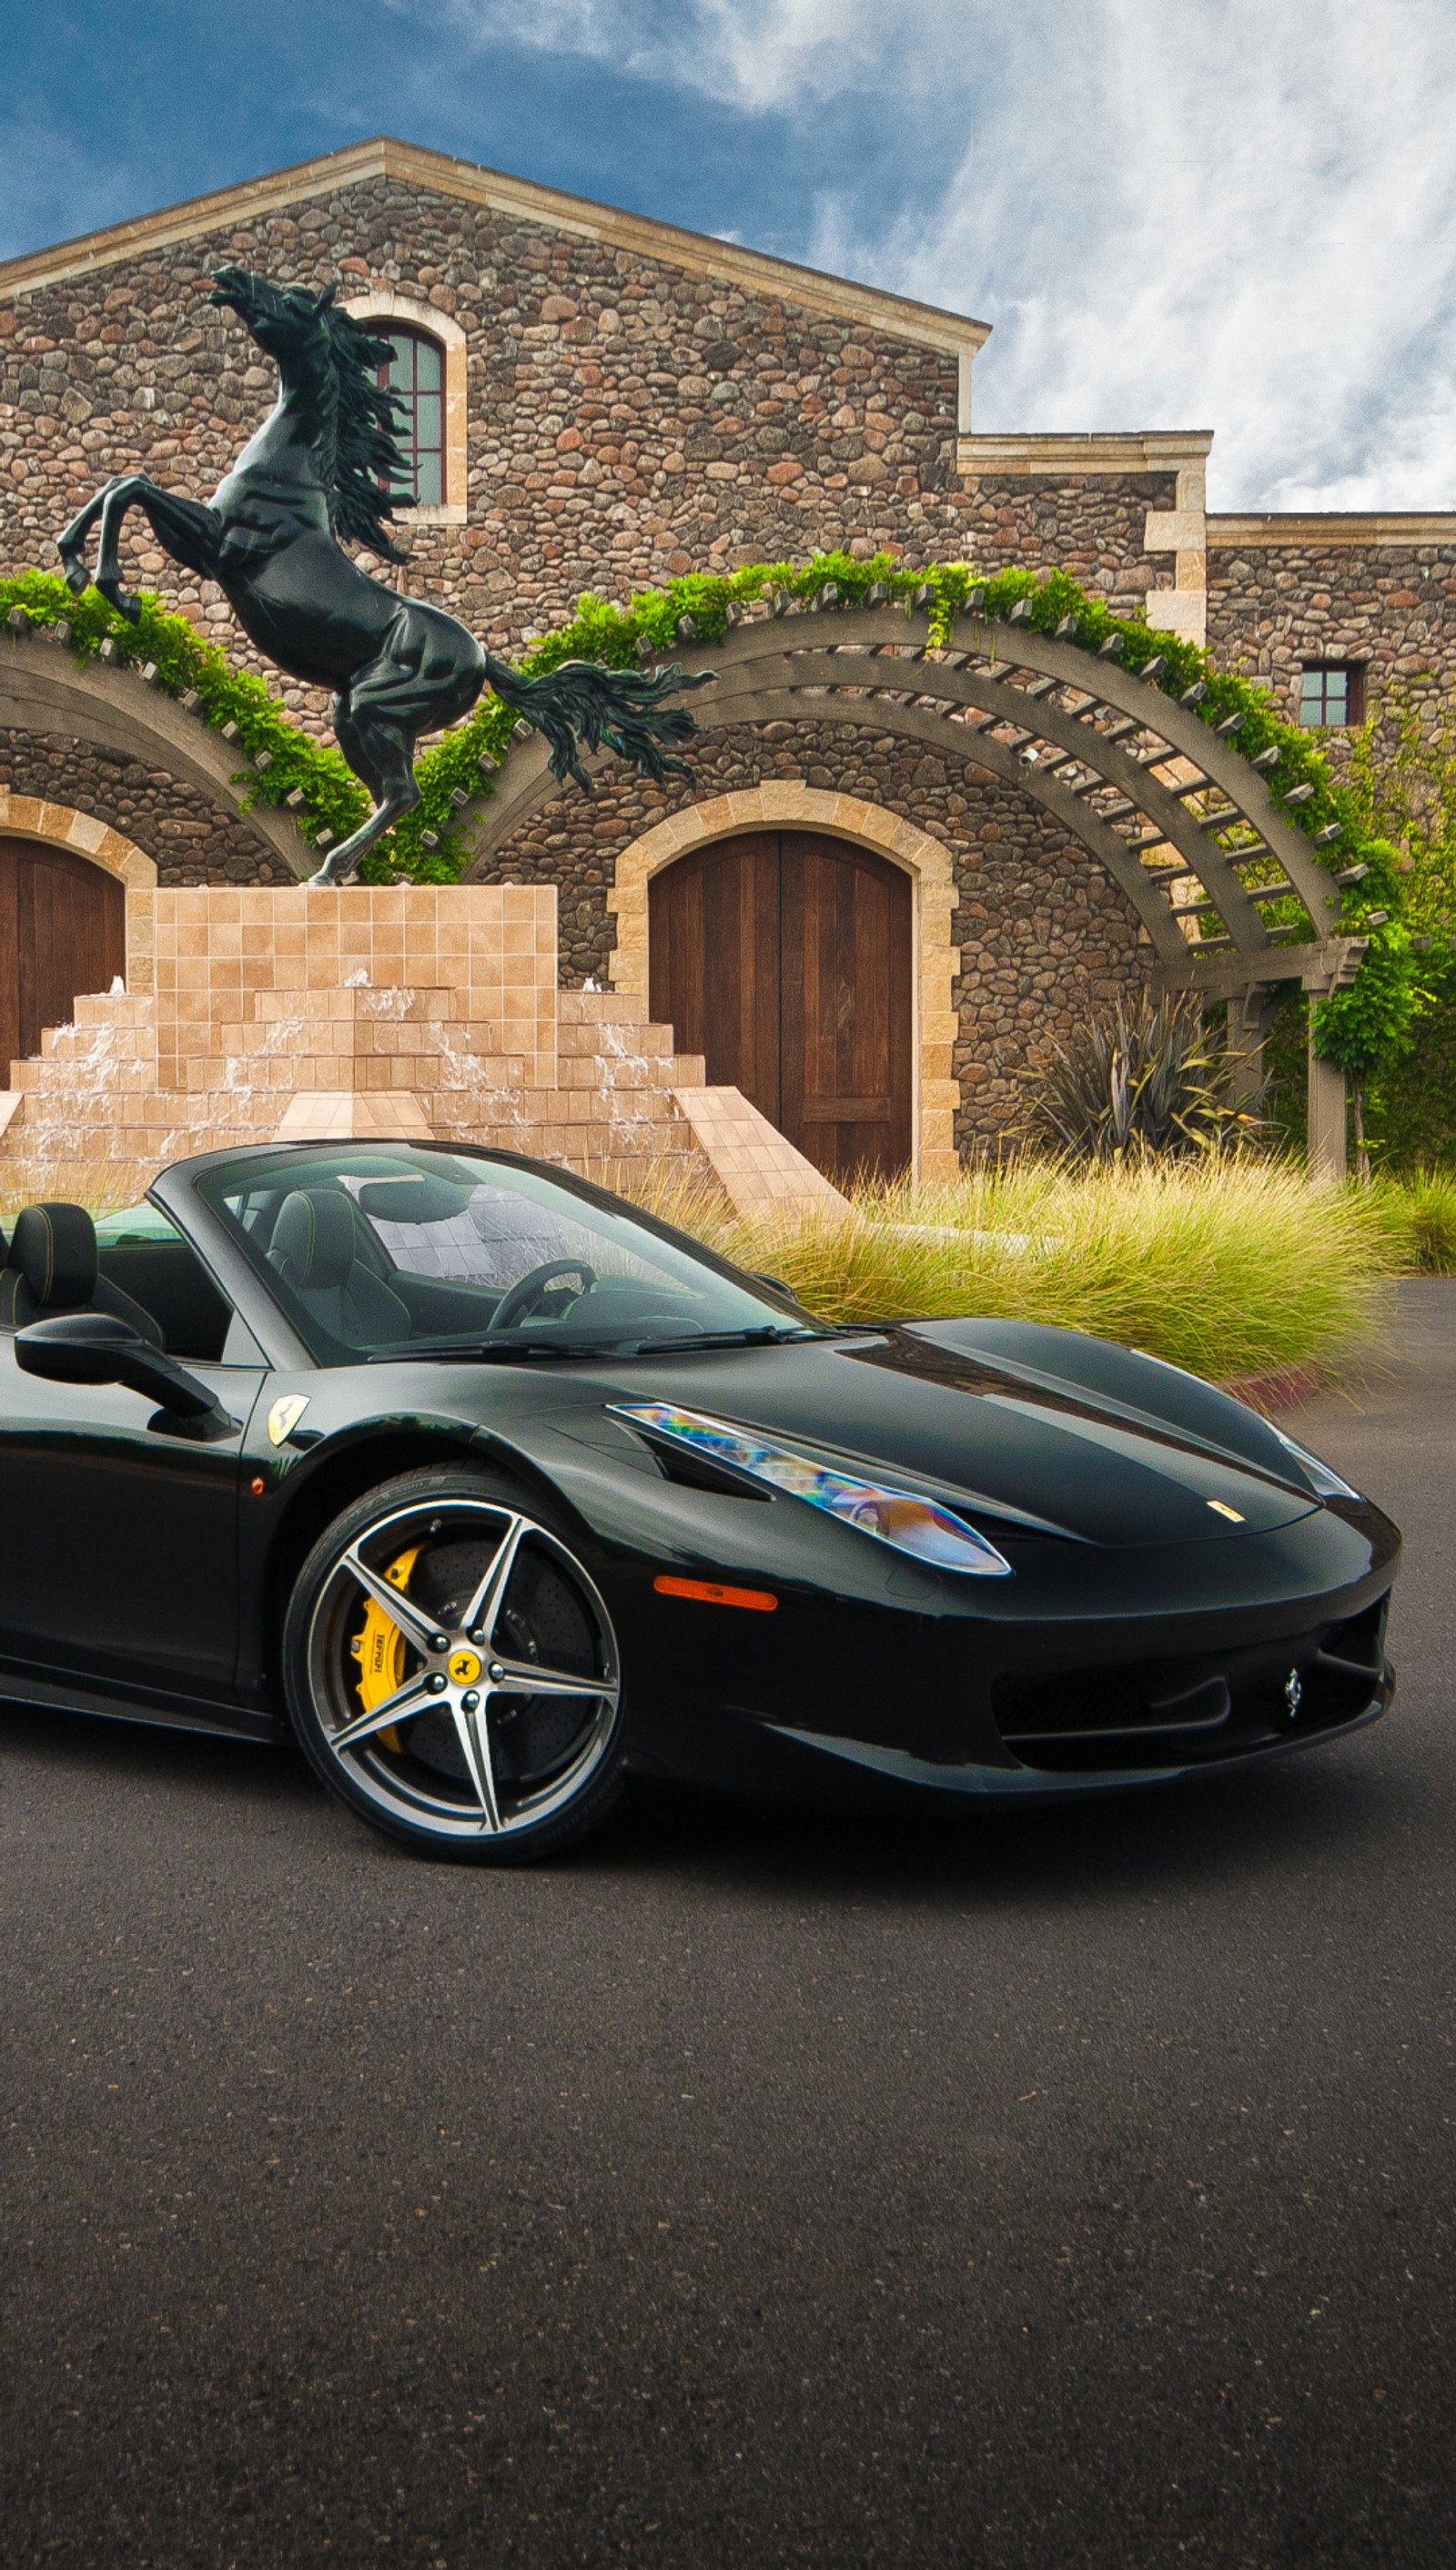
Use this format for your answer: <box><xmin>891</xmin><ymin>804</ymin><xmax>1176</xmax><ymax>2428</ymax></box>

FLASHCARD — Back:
<box><xmin>55</xmin><ymin>264</ymin><xmax>713</xmax><ymax>885</ymax></box>
<box><xmin>217</xmin><ymin>269</ymin><xmax>413</xmax><ymax>562</ymax></box>
<box><xmin>315</xmin><ymin>296</ymin><xmax>414</xmax><ymax>562</ymax></box>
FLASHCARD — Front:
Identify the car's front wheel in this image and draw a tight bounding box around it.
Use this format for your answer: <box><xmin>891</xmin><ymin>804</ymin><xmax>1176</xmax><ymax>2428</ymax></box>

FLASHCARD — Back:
<box><xmin>282</xmin><ymin>1467</ymin><xmax>624</xmax><ymax>1861</ymax></box>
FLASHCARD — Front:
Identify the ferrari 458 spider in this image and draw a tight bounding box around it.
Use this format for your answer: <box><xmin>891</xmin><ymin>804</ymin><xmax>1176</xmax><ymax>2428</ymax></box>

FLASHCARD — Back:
<box><xmin>0</xmin><ymin>1141</ymin><xmax>1399</xmax><ymax>1860</ymax></box>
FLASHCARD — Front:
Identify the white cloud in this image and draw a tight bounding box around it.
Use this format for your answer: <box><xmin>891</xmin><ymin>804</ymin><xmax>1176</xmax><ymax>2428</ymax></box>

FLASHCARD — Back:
<box><xmin>823</xmin><ymin>0</ymin><xmax>1456</xmax><ymax>511</ymax></box>
<box><xmin>433</xmin><ymin>0</ymin><xmax>895</xmax><ymax>108</ymax></box>
<box><xmin>434</xmin><ymin>0</ymin><xmax>1456</xmax><ymax>509</ymax></box>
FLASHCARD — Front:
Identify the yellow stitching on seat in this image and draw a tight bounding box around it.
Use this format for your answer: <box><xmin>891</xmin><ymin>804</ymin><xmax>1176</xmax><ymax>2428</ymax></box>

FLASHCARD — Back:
<box><xmin>38</xmin><ymin>1208</ymin><xmax>54</xmax><ymax>1303</ymax></box>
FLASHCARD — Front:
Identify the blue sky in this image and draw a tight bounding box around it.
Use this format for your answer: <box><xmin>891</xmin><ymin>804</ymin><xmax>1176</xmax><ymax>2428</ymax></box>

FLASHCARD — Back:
<box><xmin>5</xmin><ymin>0</ymin><xmax>1454</xmax><ymax>511</ymax></box>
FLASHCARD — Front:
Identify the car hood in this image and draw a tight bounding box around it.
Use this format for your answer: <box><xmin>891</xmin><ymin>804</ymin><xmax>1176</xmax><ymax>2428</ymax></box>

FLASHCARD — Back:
<box><xmin>564</xmin><ymin>1318</ymin><xmax>1326</xmax><ymax>1550</ymax></box>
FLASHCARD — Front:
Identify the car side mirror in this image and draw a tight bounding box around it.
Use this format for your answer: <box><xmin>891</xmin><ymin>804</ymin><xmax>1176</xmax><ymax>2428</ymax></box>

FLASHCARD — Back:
<box><xmin>15</xmin><ymin>1311</ymin><xmax>236</xmax><ymax>1435</ymax></box>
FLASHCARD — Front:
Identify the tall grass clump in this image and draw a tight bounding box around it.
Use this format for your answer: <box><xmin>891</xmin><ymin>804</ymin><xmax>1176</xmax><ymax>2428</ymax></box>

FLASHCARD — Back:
<box><xmin>630</xmin><ymin>1158</ymin><xmax>1395</xmax><ymax>1385</ymax></box>
<box><xmin>1369</xmin><ymin>1167</ymin><xmax>1456</xmax><ymax>1272</ymax></box>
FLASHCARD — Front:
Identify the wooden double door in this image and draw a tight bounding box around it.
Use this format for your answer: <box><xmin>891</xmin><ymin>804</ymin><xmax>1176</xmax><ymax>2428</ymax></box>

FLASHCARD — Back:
<box><xmin>0</xmin><ymin>838</ymin><xmax>126</xmax><ymax>1075</ymax></box>
<box><xmin>649</xmin><ymin>829</ymin><xmax>913</xmax><ymax>1184</ymax></box>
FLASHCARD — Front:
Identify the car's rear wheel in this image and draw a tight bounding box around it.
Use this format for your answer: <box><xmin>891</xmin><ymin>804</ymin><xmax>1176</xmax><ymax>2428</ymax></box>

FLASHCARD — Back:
<box><xmin>282</xmin><ymin>1467</ymin><xmax>624</xmax><ymax>1862</ymax></box>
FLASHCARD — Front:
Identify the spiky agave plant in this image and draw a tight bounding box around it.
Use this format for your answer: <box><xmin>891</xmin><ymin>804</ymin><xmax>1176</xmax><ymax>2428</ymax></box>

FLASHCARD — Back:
<box><xmin>1019</xmin><ymin>995</ymin><xmax>1259</xmax><ymax>1165</ymax></box>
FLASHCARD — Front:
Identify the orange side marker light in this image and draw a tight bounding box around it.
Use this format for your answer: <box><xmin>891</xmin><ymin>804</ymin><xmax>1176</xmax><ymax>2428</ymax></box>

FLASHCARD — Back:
<box><xmin>653</xmin><ymin>1574</ymin><xmax>778</xmax><ymax>1613</ymax></box>
<box><xmin>250</xmin><ymin>1476</ymin><xmax>266</xmax><ymax>1497</ymax></box>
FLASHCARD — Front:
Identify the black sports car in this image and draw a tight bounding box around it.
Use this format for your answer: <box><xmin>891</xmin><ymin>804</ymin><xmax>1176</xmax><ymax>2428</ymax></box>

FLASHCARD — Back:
<box><xmin>0</xmin><ymin>1140</ymin><xmax>1399</xmax><ymax>1861</ymax></box>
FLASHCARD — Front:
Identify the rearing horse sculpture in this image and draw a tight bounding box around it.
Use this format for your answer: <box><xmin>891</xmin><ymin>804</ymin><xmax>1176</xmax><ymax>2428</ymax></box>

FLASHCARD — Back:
<box><xmin>56</xmin><ymin>268</ymin><xmax>711</xmax><ymax>885</ymax></box>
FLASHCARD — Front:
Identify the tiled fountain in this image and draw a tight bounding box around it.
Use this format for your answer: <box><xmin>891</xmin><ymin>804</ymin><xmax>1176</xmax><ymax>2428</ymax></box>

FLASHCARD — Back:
<box><xmin>0</xmin><ymin>884</ymin><xmax>848</xmax><ymax>1218</ymax></box>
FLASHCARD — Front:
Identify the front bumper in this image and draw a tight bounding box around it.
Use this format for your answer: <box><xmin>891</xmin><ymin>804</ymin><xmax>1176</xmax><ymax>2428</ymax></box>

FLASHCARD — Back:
<box><xmin>615</xmin><ymin>1497</ymin><xmax>1400</xmax><ymax>1810</ymax></box>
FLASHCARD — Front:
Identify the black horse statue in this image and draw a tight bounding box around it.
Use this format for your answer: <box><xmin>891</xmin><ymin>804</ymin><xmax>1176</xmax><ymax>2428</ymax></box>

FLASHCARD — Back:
<box><xmin>56</xmin><ymin>268</ymin><xmax>710</xmax><ymax>885</ymax></box>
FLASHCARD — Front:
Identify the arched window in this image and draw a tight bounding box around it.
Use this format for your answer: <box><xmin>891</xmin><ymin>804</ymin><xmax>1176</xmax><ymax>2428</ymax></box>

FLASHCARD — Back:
<box><xmin>377</xmin><ymin>327</ymin><xmax>445</xmax><ymax>508</ymax></box>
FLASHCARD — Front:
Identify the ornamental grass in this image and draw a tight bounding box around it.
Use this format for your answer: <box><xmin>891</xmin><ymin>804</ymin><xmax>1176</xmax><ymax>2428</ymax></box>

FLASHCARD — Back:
<box><xmin>4</xmin><ymin>1149</ymin><xmax>1451</xmax><ymax>1391</ymax></box>
<box><xmin>632</xmin><ymin>1156</ymin><xmax>1405</xmax><ymax>1385</ymax></box>
<box><xmin>1370</xmin><ymin>1166</ymin><xmax>1456</xmax><ymax>1273</ymax></box>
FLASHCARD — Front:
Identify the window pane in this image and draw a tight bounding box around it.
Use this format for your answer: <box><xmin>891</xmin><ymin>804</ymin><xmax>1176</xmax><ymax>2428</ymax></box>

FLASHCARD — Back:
<box><xmin>374</xmin><ymin>329</ymin><xmax>448</xmax><ymax>507</ymax></box>
<box><xmin>1299</xmin><ymin>666</ymin><xmax>1355</xmax><ymax>727</ymax></box>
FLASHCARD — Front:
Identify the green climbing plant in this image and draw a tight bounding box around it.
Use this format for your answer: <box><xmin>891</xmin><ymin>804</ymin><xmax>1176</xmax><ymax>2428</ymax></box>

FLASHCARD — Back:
<box><xmin>1317</xmin><ymin>683</ymin><xmax>1456</xmax><ymax>1171</ymax></box>
<box><xmin>1309</xmin><ymin>838</ymin><xmax>1431</xmax><ymax>1177</ymax></box>
<box><xmin>0</xmin><ymin>566</ymin><xmax>370</xmax><ymax>855</ymax></box>
<box><xmin>0</xmin><ymin>545</ymin><xmax>1384</xmax><ymax>926</ymax></box>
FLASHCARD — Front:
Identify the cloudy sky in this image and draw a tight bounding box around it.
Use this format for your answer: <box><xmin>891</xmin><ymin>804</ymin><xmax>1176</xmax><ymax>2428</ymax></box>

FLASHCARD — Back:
<box><xmin>4</xmin><ymin>0</ymin><xmax>1453</xmax><ymax>509</ymax></box>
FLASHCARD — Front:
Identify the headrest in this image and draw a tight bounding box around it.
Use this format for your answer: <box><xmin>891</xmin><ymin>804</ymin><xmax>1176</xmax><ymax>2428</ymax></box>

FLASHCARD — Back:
<box><xmin>270</xmin><ymin>1190</ymin><xmax>359</xmax><ymax>1291</ymax></box>
<box><xmin>10</xmin><ymin>1202</ymin><xmax>98</xmax><ymax>1309</ymax></box>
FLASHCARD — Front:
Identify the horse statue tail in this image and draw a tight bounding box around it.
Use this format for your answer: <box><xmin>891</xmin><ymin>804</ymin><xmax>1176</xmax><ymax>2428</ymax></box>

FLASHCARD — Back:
<box><xmin>480</xmin><ymin>651</ymin><xmax>715</xmax><ymax>791</ymax></box>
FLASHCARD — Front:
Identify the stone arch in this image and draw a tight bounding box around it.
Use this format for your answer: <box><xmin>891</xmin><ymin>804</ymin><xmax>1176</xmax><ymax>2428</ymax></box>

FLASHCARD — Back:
<box><xmin>341</xmin><ymin>290</ymin><xmax>468</xmax><ymax>526</ymax></box>
<box><xmin>0</xmin><ymin>626</ymin><xmax>311</xmax><ymax>882</ymax></box>
<box><xmin>0</xmin><ymin>789</ymin><xmax>157</xmax><ymax>990</ymax></box>
<box><xmin>608</xmin><ymin>784</ymin><xmax>959</xmax><ymax>1179</ymax></box>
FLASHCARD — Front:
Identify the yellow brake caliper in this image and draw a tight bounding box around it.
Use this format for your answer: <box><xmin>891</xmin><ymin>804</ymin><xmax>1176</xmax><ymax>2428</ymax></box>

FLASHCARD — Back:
<box><xmin>349</xmin><ymin>1545</ymin><xmax>422</xmax><ymax>1752</ymax></box>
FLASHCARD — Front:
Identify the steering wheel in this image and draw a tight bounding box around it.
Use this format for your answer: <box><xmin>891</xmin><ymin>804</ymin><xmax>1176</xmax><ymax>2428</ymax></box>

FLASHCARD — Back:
<box><xmin>492</xmin><ymin>1258</ymin><xmax>597</xmax><ymax>1332</ymax></box>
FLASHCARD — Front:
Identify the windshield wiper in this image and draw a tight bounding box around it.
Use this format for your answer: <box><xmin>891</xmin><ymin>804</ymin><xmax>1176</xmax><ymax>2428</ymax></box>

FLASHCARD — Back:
<box><xmin>369</xmin><ymin>1337</ymin><xmax>629</xmax><ymax>1363</ymax></box>
<box><xmin>622</xmin><ymin>1326</ymin><xmax>824</xmax><ymax>1353</ymax></box>
<box><xmin>369</xmin><ymin>1322</ymin><xmax>824</xmax><ymax>1365</ymax></box>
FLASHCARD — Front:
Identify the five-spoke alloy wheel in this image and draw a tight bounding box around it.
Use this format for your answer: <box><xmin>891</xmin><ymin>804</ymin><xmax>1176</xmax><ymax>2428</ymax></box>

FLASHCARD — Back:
<box><xmin>283</xmin><ymin>1469</ymin><xmax>624</xmax><ymax>1860</ymax></box>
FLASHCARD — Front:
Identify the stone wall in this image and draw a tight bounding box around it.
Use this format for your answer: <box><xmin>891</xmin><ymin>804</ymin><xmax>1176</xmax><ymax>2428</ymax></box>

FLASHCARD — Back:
<box><xmin>952</xmin><ymin>473</ymin><xmax>1177</xmax><ymax>619</ymax></box>
<box><xmin>0</xmin><ymin>730</ymin><xmax>291</xmax><ymax>884</ymax></box>
<box><xmin>1208</xmin><ymin>537</ymin><xmax>1456</xmax><ymax>761</ymax></box>
<box><xmin>0</xmin><ymin>167</ymin><xmax>960</xmax><ymax>737</ymax></box>
<box><xmin>484</xmin><ymin>716</ymin><xmax>1148</xmax><ymax>1156</ymax></box>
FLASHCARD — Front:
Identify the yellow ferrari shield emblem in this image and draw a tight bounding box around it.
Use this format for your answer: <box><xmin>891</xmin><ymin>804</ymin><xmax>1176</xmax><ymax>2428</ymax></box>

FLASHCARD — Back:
<box><xmin>267</xmin><ymin>1393</ymin><xmax>310</xmax><ymax>1447</ymax></box>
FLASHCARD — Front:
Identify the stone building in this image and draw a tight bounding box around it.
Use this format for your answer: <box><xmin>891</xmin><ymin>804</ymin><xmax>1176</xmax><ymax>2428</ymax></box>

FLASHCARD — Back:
<box><xmin>2</xmin><ymin>136</ymin><xmax>1453</xmax><ymax>1183</ymax></box>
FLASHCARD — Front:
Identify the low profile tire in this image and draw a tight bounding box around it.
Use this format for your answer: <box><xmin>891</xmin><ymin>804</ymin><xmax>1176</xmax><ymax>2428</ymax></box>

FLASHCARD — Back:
<box><xmin>282</xmin><ymin>1467</ymin><xmax>625</xmax><ymax>1863</ymax></box>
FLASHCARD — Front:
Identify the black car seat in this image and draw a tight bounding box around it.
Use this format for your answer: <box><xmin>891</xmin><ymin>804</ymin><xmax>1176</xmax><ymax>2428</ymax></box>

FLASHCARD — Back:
<box><xmin>0</xmin><ymin>1201</ymin><xmax>165</xmax><ymax>1345</ymax></box>
<box><xmin>268</xmin><ymin>1189</ymin><xmax>411</xmax><ymax>1349</ymax></box>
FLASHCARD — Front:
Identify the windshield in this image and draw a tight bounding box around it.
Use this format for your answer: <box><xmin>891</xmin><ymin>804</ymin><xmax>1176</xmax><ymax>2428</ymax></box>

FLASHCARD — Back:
<box><xmin>193</xmin><ymin>1143</ymin><xmax>819</xmax><ymax>1366</ymax></box>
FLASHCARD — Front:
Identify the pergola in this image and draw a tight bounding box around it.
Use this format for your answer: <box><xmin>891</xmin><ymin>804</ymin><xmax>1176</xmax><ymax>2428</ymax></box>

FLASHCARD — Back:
<box><xmin>468</xmin><ymin>600</ymin><xmax>1363</xmax><ymax>1177</ymax></box>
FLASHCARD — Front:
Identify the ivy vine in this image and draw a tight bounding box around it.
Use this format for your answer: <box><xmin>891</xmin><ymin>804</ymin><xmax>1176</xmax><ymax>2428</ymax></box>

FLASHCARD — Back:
<box><xmin>1</xmin><ymin>549</ymin><xmax>1407</xmax><ymax>1065</ymax></box>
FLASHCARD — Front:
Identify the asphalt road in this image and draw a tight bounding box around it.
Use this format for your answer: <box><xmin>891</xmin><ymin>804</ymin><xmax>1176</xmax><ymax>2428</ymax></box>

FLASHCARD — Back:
<box><xmin>2</xmin><ymin>1285</ymin><xmax>1453</xmax><ymax>2570</ymax></box>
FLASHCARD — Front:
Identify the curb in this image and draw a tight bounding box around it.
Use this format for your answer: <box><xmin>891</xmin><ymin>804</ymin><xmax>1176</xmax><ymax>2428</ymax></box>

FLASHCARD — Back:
<box><xmin>1218</xmin><ymin>1361</ymin><xmax>1323</xmax><ymax>1416</ymax></box>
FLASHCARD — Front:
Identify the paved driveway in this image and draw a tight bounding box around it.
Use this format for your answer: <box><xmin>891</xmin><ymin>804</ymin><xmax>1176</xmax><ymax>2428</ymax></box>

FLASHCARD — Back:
<box><xmin>1</xmin><ymin>1284</ymin><xmax>1453</xmax><ymax>2568</ymax></box>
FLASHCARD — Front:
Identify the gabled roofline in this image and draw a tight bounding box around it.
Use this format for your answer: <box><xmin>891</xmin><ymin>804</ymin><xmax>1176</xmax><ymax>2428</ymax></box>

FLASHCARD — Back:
<box><xmin>0</xmin><ymin>133</ymin><xmax>991</xmax><ymax>378</ymax></box>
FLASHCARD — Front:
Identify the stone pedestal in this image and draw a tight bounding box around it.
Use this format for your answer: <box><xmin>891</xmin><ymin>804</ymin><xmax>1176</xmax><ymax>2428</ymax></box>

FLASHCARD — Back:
<box><xmin>0</xmin><ymin>884</ymin><xmax>844</xmax><ymax>1219</ymax></box>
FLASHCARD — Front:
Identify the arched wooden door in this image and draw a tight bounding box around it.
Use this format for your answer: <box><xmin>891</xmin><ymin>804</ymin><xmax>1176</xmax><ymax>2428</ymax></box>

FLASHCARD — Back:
<box><xmin>0</xmin><ymin>839</ymin><xmax>125</xmax><ymax>1074</ymax></box>
<box><xmin>649</xmin><ymin>830</ymin><xmax>913</xmax><ymax>1183</ymax></box>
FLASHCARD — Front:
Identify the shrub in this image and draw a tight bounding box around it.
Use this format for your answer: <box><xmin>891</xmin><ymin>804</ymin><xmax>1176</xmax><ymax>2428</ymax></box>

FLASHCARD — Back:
<box><xmin>0</xmin><ymin>1162</ymin><xmax>156</xmax><ymax>1227</ymax></box>
<box><xmin>1018</xmin><ymin>995</ymin><xmax>1259</xmax><ymax>1164</ymax></box>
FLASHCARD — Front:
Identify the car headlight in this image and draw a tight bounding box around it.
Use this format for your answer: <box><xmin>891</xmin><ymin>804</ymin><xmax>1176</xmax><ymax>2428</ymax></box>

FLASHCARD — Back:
<box><xmin>614</xmin><ymin>1402</ymin><xmax>1013</xmax><ymax>1576</ymax></box>
<box><xmin>1269</xmin><ymin>1423</ymin><xmax>1361</xmax><ymax>1503</ymax></box>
